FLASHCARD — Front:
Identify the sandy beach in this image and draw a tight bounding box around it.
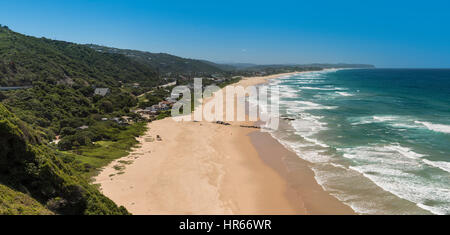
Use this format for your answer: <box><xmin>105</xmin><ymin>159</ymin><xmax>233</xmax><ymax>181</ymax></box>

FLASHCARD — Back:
<box><xmin>95</xmin><ymin>71</ymin><xmax>355</xmax><ymax>215</ymax></box>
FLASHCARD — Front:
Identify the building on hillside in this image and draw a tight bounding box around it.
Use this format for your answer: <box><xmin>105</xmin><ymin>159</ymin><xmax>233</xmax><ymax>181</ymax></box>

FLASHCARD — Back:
<box><xmin>121</xmin><ymin>116</ymin><xmax>133</xmax><ymax>123</ymax></box>
<box><xmin>151</xmin><ymin>105</ymin><xmax>161</xmax><ymax>111</ymax></box>
<box><xmin>138</xmin><ymin>106</ymin><xmax>158</xmax><ymax>115</ymax></box>
<box><xmin>158</xmin><ymin>101</ymin><xmax>174</xmax><ymax>111</ymax></box>
<box><xmin>94</xmin><ymin>88</ymin><xmax>110</xmax><ymax>96</ymax></box>
<box><xmin>145</xmin><ymin>106</ymin><xmax>159</xmax><ymax>115</ymax></box>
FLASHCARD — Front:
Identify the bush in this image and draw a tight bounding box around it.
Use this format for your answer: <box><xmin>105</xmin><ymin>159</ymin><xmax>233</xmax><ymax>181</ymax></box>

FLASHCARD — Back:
<box><xmin>0</xmin><ymin>92</ymin><xmax>7</xmax><ymax>101</ymax></box>
<box><xmin>60</xmin><ymin>127</ymin><xmax>76</xmax><ymax>137</ymax></box>
<box><xmin>100</xmin><ymin>100</ymin><xmax>113</xmax><ymax>113</ymax></box>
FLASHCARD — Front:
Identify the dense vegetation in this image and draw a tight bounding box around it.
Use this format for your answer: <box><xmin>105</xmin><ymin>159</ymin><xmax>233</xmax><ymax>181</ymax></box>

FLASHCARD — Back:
<box><xmin>3</xmin><ymin>81</ymin><xmax>140</xmax><ymax>143</ymax></box>
<box><xmin>0</xmin><ymin>184</ymin><xmax>53</xmax><ymax>215</ymax></box>
<box><xmin>87</xmin><ymin>44</ymin><xmax>223</xmax><ymax>74</ymax></box>
<box><xmin>0</xmin><ymin>26</ymin><xmax>161</xmax><ymax>87</ymax></box>
<box><xmin>138</xmin><ymin>87</ymin><xmax>172</xmax><ymax>109</ymax></box>
<box><xmin>0</xmin><ymin>104</ymin><xmax>129</xmax><ymax>215</ymax></box>
<box><xmin>0</xmin><ymin>27</ymin><xmax>156</xmax><ymax>214</ymax></box>
<box><xmin>60</xmin><ymin>122</ymin><xmax>147</xmax><ymax>178</ymax></box>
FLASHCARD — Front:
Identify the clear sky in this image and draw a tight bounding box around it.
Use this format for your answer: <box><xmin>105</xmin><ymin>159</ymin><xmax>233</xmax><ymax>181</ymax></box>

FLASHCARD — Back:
<box><xmin>1</xmin><ymin>0</ymin><xmax>449</xmax><ymax>68</ymax></box>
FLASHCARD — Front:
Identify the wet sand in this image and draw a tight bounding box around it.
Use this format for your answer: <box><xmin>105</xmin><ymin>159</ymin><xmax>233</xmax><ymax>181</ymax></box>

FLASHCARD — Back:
<box><xmin>250</xmin><ymin>130</ymin><xmax>354</xmax><ymax>214</ymax></box>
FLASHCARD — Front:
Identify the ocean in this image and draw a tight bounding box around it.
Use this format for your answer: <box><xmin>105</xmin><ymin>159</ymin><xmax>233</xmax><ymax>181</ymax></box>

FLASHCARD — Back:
<box><xmin>255</xmin><ymin>69</ymin><xmax>450</xmax><ymax>215</ymax></box>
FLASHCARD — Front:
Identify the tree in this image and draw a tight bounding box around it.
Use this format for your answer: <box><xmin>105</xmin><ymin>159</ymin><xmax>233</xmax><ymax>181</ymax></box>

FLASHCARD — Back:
<box><xmin>100</xmin><ymin>100</ymin><xmax>113</xmax><ymax>113</ymax></box>
<box><xmin>58</xmin><ymin>136</ymin><xmax>75</xmax><ymax>150</ymax></box>
<box><xmin>0</xmin><ymin>92</ymin><xmax>7</xmax><ymax>101</ymax></box>
<box><xmin>60</xmin><ymin>127</ymin><xmax>76</xmax><ymax>137</ymax></box>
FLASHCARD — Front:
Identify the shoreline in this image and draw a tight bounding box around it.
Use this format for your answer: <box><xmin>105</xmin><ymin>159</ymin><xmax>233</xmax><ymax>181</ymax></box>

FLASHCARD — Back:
<box><xmin>245</xmin><ymin>69</ymin><xmax>354</xmax><ymax>214</ymax></box>
<box><xmin>249</xmin><ymin>129</ymin><xmax>355</xmax><ymax>214</ymax></box>
<box><xmin>94</xmin><ymin>70</ymin><xmax>355</xmax><ymax>215</ymax></box>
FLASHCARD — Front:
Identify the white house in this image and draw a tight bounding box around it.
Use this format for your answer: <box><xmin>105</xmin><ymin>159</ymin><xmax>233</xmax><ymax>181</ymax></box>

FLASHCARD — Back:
<box><xmin>94</xmin><ymin>88</ymin><xmax>110</xmax><ymax>96</ymax></box>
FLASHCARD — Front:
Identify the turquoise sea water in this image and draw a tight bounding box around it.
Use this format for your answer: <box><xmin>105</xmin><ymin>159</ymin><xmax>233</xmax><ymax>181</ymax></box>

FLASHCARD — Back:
<box><xmin>258</xmin><ymin>69</ymin><xmax>450</xmax><ymax>214</ymax></box>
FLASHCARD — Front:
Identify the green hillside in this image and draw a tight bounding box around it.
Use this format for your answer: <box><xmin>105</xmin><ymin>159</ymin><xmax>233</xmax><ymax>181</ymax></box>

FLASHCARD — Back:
<box><xmin>0</xmin><ymin>184</ymin><xmax>53</xmax><ymax>215</ymax></box>
<box><xmin>0</xmin><ymin>103</ymin><xmax>129</xmax><ymax>215</ymax></box>
<box><xmin>0</xmin><ymin>27</ymin><xmax>167</xmax><ymax>215</ymax></box>
<box><xmin>0</xmin><ymin>26</ymin><xmax>160</xmax><ymax>87</ymax></box>
<box><xmin>87</xmin><ymin>44</ymin><xmax>223</xmax><ymax>74</ymax></box>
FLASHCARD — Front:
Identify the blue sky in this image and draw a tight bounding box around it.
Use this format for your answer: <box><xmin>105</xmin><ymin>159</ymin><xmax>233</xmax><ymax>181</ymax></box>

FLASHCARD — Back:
<box><xmin>1</xmin><ymin>0</ymin><xmax>449</xmax><ymax>68</ymax></box>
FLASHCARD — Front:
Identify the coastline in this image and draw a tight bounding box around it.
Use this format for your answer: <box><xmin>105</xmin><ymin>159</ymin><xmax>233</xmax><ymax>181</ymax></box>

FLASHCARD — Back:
<box><xmin>94</xmin><ymin>71</ymin><xmax>355</xmax><ymax>215</ymax></box>
<box><xmin>249</xmin><ymin>129</ymin><xmax>354</xmax><ymax>214</ymax></box>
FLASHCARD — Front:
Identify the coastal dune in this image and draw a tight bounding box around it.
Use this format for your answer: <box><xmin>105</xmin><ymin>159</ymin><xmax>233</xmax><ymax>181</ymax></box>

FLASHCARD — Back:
<box><xmin>95</xmin><ymin>72</ymin><xmax>354</xmax><ymax>215</ymax></box>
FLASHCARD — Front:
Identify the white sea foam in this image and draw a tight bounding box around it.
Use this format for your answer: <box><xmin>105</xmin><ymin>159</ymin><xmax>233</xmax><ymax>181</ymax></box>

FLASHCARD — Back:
<box><xmin>294</xmin><ymin>101</ymin><xmax>321</xmax><ymax>106</ymax></box>
<box><xmin>286</xmin><ymin>100</ymin><xmax>337</xmax><ymax>111</ymax></box>
<box><xmin>348</xmin><ymin>115</ymin><xmax>450</xmax><ymax>132</ymax></box>
<box><xmin>303</xmin><ymin>137</ymin><xmax>330</xmax><ymax>148</ymax></box>
<box><xmin>329</xmin><ymin>163</ymin><xmax>347</xmax><ymax>169</ymax></box>
<box><xmin>309</xmin><ymin>165</ymin><xmax>408</xmax><ymax>215</ymax></box>
<box><xmin>340</xmin><ymin>144</ymin><xmax>450</xmax><ymax>215</ymax></box>
<box><xmin>349</xmin><ymin>115</ymin><xmax>400</xmax><ymax>125</ymax></box>
<box><xmin>385</xmin><ymin>145</ymin><xmax>425</xmax><ymax>159</ymax></box>
<box><xmin>268</xmin><ymin>131</ymin><xmax>332</xmax><ymax>164</ymax></box>
<box><xmin>298</xmin><ymin>86</ymin><xmax>332</xmax><ymax>90</ymax></box>
<box><xmin>415</xmin><ymin>121</ymin><xmax>450</xmax><ymax>134</ymax></box>
<box><xmin>299</xmin><ymin>86</ymin><xmax>346</xmax><ymax>91</ymax></box>
<box><xmin>290</xmin><ymin>113</ymin><xmax>327</xmax><ymax>136</ymax></box>
<box><xmin>417</xmin><ymin>203</ymin><xmax>448</xmax><ymax>215</ymax></box>
<box><xmin>348</xmin><ymin>115</ymin><xmax>426</xmax><ymax>131</ymax></box>
<box><xmin>295</xmin><ymin>149</ymin><xmax>331</xmax><ymax>163</ymax></box>
<box><xmin>422</xmin><ymin>159</ymin><xmax>450</xmax><ymax>173</ymax></box>
<box><xmin>373</xmin><ymin>116</ymin><xmax>398</xmax><ymax>122</ymax></box>
<box><xmin>390</xmin><ymin>123</ymin><xmax>421</xmax><ymax>129</ymax></box>
<box><xmin>291</xmin><ymin>80</ymin><xmax>325</xmax><ymax>85</ymax></box>
<box><xmin>348</xmin><ymin>116</ymin><xmax>450</xmax><ymax>136</ymax></box>
<box><xmin>276</xmin><ymin>86</ymin><xmax>300</xmax><ymax>98</ymax></box>
<box><xmin>336</xmin><ymin>91</ymin><xmax>354</xmax><ymax>96</ymax></box>
<box><xmin>281</xmin><ymin>91</ymin><xmax>299</xmax><ymax>98</ymax></box>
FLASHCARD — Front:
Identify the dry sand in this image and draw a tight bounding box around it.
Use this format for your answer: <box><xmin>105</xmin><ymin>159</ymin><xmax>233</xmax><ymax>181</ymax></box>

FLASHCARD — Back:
<box><xmin>95</xmin><ymin>71</ymin><xmax>355</xmax><ymax>215</ymax></box>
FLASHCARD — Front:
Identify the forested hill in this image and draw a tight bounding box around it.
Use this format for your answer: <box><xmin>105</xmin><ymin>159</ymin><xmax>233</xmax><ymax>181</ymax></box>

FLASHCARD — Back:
<box><xmin>0</xmin><ymin>26</ymin><xmax>160</xmax><ymax>87</ymax></box>
<box><xmin>0</xmin><ymin>103</ymin><xmax>129</xmax><ymax>215</ymax></box>
<box><xmin>87</xmin><ymin>44</ymin><xmax>224</xmax><ymax>74</ymax></box>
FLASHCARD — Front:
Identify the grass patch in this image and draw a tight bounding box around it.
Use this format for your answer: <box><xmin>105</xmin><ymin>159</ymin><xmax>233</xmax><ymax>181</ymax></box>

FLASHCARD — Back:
<box><xmin>62</xmin><ymin>122</ymin><xmax>147</xmax><ymax>179</ymax></box>
<box><xmin>156</xmin><ymin>111</ymin><xmax>171</xmax><ymax>120</ymax></box>
<box><xmin>113</xmin><ymin>165</ymin><xmax>126</xmax><ymax>171</ymax></box>
<box><xmin>118</xmin><ymin>160</ymin><xmax>133</xmax><ymax>165</ymax></box>
<box><xmin>0</xmin><ymin>184</ymin><xmax>53</xmax><ymax>215</ymax></box>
